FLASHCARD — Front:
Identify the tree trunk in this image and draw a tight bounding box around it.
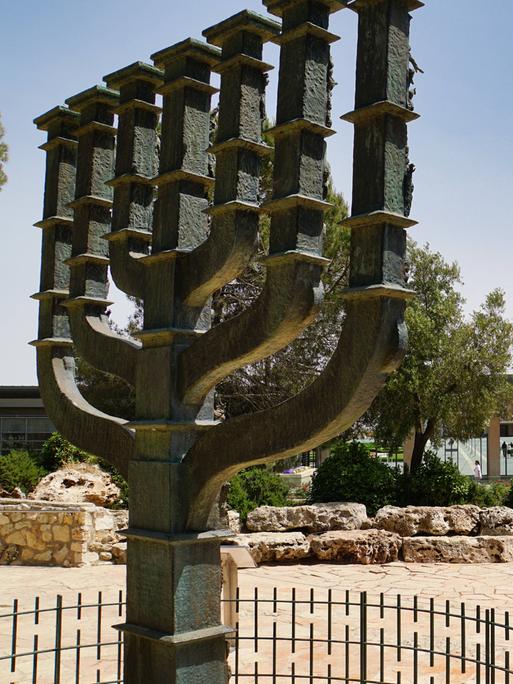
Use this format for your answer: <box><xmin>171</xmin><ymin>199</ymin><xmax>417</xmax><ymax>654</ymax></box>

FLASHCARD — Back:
<box><xmin>409</xmin><ymin>419</ymin><xmax>437</xmax><ymax>472</ymax></box>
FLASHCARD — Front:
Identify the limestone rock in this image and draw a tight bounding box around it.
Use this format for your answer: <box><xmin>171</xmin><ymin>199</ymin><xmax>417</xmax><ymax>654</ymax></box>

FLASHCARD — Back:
<box><xmin>309</xmin><ymin>530</ymin><xmax>401</xmax><ymax>564</ymax></box>
<box><xmin>230</xmin><ymin>532</ymin><xmax>310</xmax><ymax>564</ymax></box>
<box><xmin>373</xmin><ymin>505</ymin><xmax>480</xmax><ymax>537</ymax></box>
<box><xmin>30</xmin><ymin>463</ymin><xmax>120</xmax><ymax>507</ymax></box>
<box><xmin>246</xmin><ymin>503</ymin><xmax>367</xmax><ymax>534</ymax></box>
<box><xmin>227</xmin><ymin>510</ymin><xmax>241</xmax><ymax>534</ymax></box>
<box><xmin>479</xmin><ymin>507</ymin><xmax>513</xmax><ymax>535</ymax></box>
<box><xmin>111</xmin><ymin>542</ymin><xmax>127</xmax><ymax>564</ymax></box>
<box><xmin>402</xmin><ymin>536</ymin><xmax>513</xmax><ymax>563</ymax></box>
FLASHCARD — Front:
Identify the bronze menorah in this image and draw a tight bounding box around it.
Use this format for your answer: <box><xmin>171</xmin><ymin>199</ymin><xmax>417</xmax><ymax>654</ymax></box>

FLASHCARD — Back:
<box><xmin>33</xmin><ymin>0</ymin><xmax>421</xmax><ymax>680</ymax></box>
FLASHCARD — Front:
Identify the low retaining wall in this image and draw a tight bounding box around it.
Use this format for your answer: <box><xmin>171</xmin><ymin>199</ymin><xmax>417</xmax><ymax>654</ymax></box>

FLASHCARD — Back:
<box><xmin>230</xmin><ymin>504</ymin><xmax>513</xmax><ymax>565</ymax></box>
<box><xmin>0</xmin><ymin>499</ymin><xmax>127</xmax><ymax>567</ymax></box>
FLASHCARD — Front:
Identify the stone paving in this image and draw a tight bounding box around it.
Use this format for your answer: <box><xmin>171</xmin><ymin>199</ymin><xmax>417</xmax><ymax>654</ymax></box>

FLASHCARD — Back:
<box><xmin>1</xmin><ymin>562</ymin><xmax>513</xmax><ymax>682</ymax></box>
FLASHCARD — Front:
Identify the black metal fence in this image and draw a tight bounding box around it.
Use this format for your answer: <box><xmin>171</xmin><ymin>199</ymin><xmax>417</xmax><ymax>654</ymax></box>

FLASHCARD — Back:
<box><xmin>1</xmin><ymin>588</ymin><xmax>512</xmax><ymax>683</ymax></box>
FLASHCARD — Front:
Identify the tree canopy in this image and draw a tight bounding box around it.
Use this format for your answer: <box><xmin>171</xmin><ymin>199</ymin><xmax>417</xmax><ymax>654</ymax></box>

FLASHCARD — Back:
<box><xmin>367</xmin><ymin>242</ymin><xmax>513</xmax><ymax>471</ymax></box>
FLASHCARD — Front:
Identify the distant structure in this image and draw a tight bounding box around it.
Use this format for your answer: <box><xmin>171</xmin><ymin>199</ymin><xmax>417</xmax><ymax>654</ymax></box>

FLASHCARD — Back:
<box><xmin>33</xmin><ymin>0</ymin><xmax>421</xmax><ymax>680</ymax></box>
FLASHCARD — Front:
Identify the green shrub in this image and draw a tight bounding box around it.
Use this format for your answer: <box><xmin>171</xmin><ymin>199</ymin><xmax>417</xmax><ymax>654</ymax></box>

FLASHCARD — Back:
<box><xmin>400</xmin><ymin>452</ymin><xmax>471</xmax><ymax>506</ymax></box>
<box><xmin>309</xmin><ymin>441</ymin><xmax>397</xmax><ymax>516</ymax></box>
<box><xmin>0</xmin><ymin>451</ymin><xmax>47</xmax><ymax>494</ymax></box>
<box><xmin>467</xmin><ymin>480</ymin><xmax>509</xmax><ymax>508</ymax></box>
<box><xmin>39</xmin><ymin>433</ymin><xmax>90</xmax><ymax>471</ymax></box>
<box><xmin>227</xmin><ymin>467</ymin><xmax>289</xmax><ymax>522</ymax></box>
<box><xmin>503</xmin><ymin>483</ymin><xmax>513</xmax><ymax>509</ymax></box>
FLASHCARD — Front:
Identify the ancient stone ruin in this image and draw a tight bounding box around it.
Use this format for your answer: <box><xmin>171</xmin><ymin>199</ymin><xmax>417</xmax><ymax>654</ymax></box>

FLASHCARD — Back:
<box><xmin>33</xmin><ymin>0</ymin><xmax>421</xmax><ymax>680</ymax></box>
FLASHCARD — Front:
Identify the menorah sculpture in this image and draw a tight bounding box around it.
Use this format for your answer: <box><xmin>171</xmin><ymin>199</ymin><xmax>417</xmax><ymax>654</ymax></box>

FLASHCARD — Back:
<box><xmin>33</xmin><ymin>0</ymin><xmax>421</xmax><ymax>681</ymax></box>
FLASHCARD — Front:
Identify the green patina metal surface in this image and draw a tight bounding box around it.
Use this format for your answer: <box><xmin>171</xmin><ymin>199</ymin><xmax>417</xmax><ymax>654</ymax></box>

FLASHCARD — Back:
<box><xmin>33</xmin><ymin>0</ymin><xmax>422</xmax><ymax>681</ymax></box>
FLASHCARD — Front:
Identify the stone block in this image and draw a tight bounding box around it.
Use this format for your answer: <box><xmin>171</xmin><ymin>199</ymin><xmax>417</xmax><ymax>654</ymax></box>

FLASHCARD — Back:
<box><xmin>402</xmin><ymin>536</ymin><xmax>513</xmax><ymax>563</ymax></box>
<box><xmin>246</xmin><ymin>503</ymin><xmax>367</xmax><ymax>533</ymax></box>
<box><xmin>309</xmin><ymin>530</ymin><xmax>402</xmax><ymax>564</ymax></box>
<box><xmin>373</xmin><ymin>505</ymin><xmax>480</xmax><ymax>537</ymax></box>
<box><xmin>479</xmin><ymin>507</ymin><xmax>513</xmax><ymax>535</ymax></box>
<box><xmin>4</xmin><ymin>530</ymin><xmax>26</xmax><ymax>546</ymax></box>
<box><xmin>53</xmin><ymin>526</ymin><xmax>71</xmax><ymax>543</ymax></box>
<box><xmin>230</xmin><ymin>532</ymin><xmax>311</xmax><ymax>564</ymax></box>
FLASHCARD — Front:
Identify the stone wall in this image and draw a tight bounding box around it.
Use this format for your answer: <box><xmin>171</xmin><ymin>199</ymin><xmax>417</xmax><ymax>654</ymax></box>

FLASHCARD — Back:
<box><xmin>230</xmin><ymin>504</ymin><xmax>513</xmax><ymax>565</ymax></box>
<box><xmin>0</xmin><ymin>499</ymin><xmax>127</xmax><ymax>567</ymax></box>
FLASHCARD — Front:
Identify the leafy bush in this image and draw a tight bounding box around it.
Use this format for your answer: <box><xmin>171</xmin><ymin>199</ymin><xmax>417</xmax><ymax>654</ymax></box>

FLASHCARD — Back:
<box><xmin>309</xmin><ymin>441</ymin><xmax>397</xmax><ymax>516</ymax></box>
<box><xmin>502</xmin><ymin>483</ymin><xmax>513</xmax><ymax>509</ymax></box>
<box><xmin>39</xmin><ymin>433</ymin><xmax>90</xmax><ymax>471</ymax></box>
<box><xmin>227</xmin><ymin>467</ymin><xmax>289</xmax><ymax>522</ymax></box>
<box><xmin>0</xmin><ymin>451</ymin><xmax>47</xmax><ymax>494</ymax></box>
<box><xmin>467</xmin><ymin>480</ymin><xmax>509</xmax><ymax>508</ymax></box>
<box><xmin>400</xmin><ymin>452</ymin><xmax>471</xmax><ymax>506</ymax></box>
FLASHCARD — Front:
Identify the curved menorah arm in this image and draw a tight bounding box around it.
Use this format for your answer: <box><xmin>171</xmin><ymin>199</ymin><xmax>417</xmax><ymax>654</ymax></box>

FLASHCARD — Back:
<box><xmin>186</xmin><ymin>295</ymin><xmax>409</xmax><ymax>529</ymax></box>
<box><xmin>176</xmin><ymin>12</ymin><xmax>280</xmax><ymax>308</ymax></box>
<box><xmin>63</xmin><ymin>86</ymin><xmax>140</xmax><ymax>386</ymax></box>
<box><xmin>179</xmin><ymin>3</ymin><xmax>340</xmax><ymax>406</ymax></box>
<box><xmin>186</xmin><ymin>0</ymin><xmax>423</xmax><ymax>529</ymax></box>
<box><xmin>33</xmin><ymin>106</ymin><xmax>134</xmax><ymax>476</ymax></box>
<box><xmin>178</xmin><ymin>2</ymin><xmax>340</xmax><ymax>405</ymax></box>
<box><xmin>35</xmin><ymin>345</ymin><xmax>134</xmax><ymax>478</ymax></box>
<box><xmin>179</xmin><ymin>257</ymin><xmax>325</xmax><ymax>404</ymax></box>
<box><xmin>104</xmin><ymin>62</ymin><xmax>163</xmax><ymax>299</ymax></box>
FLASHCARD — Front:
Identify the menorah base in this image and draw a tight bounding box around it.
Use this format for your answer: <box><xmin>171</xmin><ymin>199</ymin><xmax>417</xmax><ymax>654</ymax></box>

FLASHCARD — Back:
<box><xmin>122</xmin><ymin>626</ymin><xmax>231</xmax><ymax>684</ymax></box>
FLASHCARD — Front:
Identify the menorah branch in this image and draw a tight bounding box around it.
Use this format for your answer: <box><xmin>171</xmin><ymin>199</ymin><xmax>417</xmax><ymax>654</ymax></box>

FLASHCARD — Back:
<box><xmin>36</xmin><ymin>346</ymin><xmax>134</xmax><ymax>478</ymax></box>
<box><xmin>185</xmin><ymin>297</ymin><xmax>408</xmax><ymax>529</ymax></box>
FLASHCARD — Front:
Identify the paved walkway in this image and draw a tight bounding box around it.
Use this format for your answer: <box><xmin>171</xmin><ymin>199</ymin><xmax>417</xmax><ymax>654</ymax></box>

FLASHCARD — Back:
<box><xmin>1</xmin><ymin>562</ymin><xmax>513</xmax><ymax>683</ymax></box>
<box><xmin>2</xmin><ymin>560</ymin><xmax>512</xmax><ymax>608</ymax></box>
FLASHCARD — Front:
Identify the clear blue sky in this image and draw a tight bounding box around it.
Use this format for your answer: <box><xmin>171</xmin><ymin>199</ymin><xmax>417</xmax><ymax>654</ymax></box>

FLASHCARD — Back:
<box><xmin>1</xmin><ymin>0</ymin><xmax>512</xmax><ymax>384</ymax></box>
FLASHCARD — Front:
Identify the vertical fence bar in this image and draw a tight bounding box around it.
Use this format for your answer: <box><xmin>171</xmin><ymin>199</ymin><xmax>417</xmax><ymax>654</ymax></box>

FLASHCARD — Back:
<box><xmin>292</xmin><ymin>661</ymin><xmax>296</xmax><ymax>684</ymax></box>
<box><xmin>477</xmin><ymin>643</ymin><xmax>481</xmax><ymax>684</ymax></box>
<box><xmin>485</xmin><ymin>609</ymin><xmax>491</xmax><ymax>684</ymax></box>
<box><xmin>414</xmin><ymin>595</ymin><xmax>418</xmax><ymax>623</ymax></box>
<box><xmin>477</xmin><ymin>605</ymin><xmax>481</xmax><ymax>634</ymax></box>
<box><xmin>292</xmin><ymin>588</ymin><xmax>296</xmax><ymax>654</ymax></box>
<box><xmin>272</xmin><ymin>620</ymin><xmax>277</xmax><ymax>684</ymax></box>
<box><xmin>34</xmin><ymin>596</ymin><xmax>40</xmax><ymax>625</ymax></box>
<box><xmin>345</xmin><ymin>624</ymin><xmax>350</xmax><ymax>683</ymax></box>
<box><xmin>430</xmin><ymin>597</ymin><xmax>435</xmax><ymax>668</ymax></box>
<box><xmin>413</xmin><ymin>631</ymin><xmax>418</xmax><ymax>684</ymax></box>
<box><xmin>310</xmin><ymin>588</ymin><xmax>315</xmax><ymax>615</ymax></box>
<box><xmin>380</xmin><ymin>592</ymin><xmax>384</xmax><ymax>620</ymax></box>
<box><xmin>380</xmin><ymin>627</ymin><xmax>384</xmax><ymax>684</ymax></box>
<box><xmin>506</xmin><ymin>651</ymin><xmax>510</xmax><ymax>684</ymax></box>
<box><xmin>96</xmin><ymin>591</ymin><xmax>103</xmax><ymax>661</ymax></box>
<box><xmin>360</xmin><ymin>592</ymin><xmax>367</xmax><ymax>682</ymax></box>
<box><xmin>77</xmin><ymin>592</ymin><xmax>82</xmax><ymax>620</ymax></box>
<box><xmin>117</xmin><ymin>629</ymin><xmax>123</xmax><ymax>684</ymax></box>
<box><xmin>54</xmin><ymin>594</ymin><xmax>63</xmax><ymax>684</ymax></box>
<box><xmin>309</xmin><ymin>623</ymin><xmax>314</xmax><ymax>684</ymax></box>
<box><xmin>254</xmin><ymin>587</ymin><xmax>259</xmax><ymax>653</ymax></box>
<box><xmin>234</xmin><ymin>621</ymin><xmax>239</xmax><ymax>684</ymax></box>
<box><xmin>346</xmin><ymin>590</ymin><xmax>350</xmax><ymax>617</ymax></box>
<box><xmin>446</xmin><ymin>636</ymin><xmax>451</xmax><ymax>684</ymax></box>
<box><xmin>396</xmin><ymin>594</ymin><xmax>402</xmax><ymax>662</ymax></box>
<box><xmin>75</xmin><ymin>629</ymin><xmax>81</xmax><ymax>684</ymax></box>
<box><xmin>273</xmin><ymin>587</ymin><xmax>277</xmax><ymax>614</ymax></box>
<box><xmin>491</xmin><ymin>608</ymin><xmax>496</xmax><ymax>684</ymax></box>
<box><xmin>32</xmin><ymin>634</ymin><xmax>38</xmax><ymax>684</ymax></box>
<box><xmin>10</xmin><ymin>598</ymin><xmax>18</xmax><ymax>673</ymax></box>
<box><xmin>460</xmin><ymin>601</ymin><xmax>466</xmax><ymax>674</ymax></box>
<box><xmin>327</xmin><ymin>588</ymin><xmax>332</xmax><ymax>656</ymax></box>
<box><xmin>446</xmin><ymin>600</ymin><xmax>451</xmax><ymax>628</ymax></box>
